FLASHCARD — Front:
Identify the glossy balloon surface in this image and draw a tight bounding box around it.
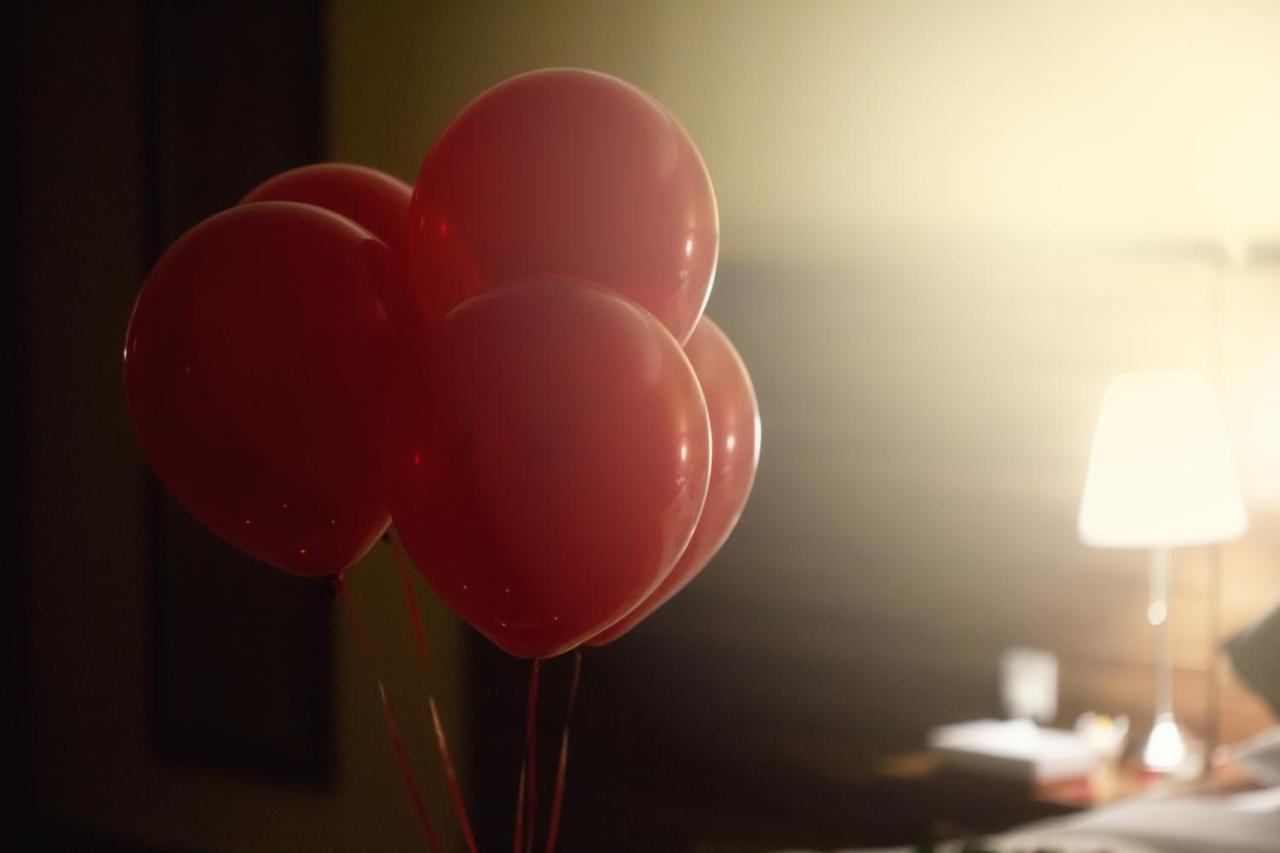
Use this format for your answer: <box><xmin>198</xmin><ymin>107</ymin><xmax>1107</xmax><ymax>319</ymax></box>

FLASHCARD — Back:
<box><xmin>241</xmin><ymin>163</ymin><xmax>422</xmax><ymax>339</ymax></box>
<box><xmin>386</xmin><ymin>282</ymin><xmax>711</xmax><ymax>658</ymax></box>
<box><xmin>406</xmin><ymin>68</ymin><xmax>718</xmax><ymax>344</ymax></box>
<box><xmin>591</xmin><ymin>317</ymin><xmax>760</xmax><ymax>644</ymax></box>
<box><xmin>241</xmin><ymin>162</ymin><xmax>412</xmax><ymax>249</ymax></box>
<box><xmin>124</xmin><ymin>202</ymin><xmax>397</xmax><ymax>576</ymax></box>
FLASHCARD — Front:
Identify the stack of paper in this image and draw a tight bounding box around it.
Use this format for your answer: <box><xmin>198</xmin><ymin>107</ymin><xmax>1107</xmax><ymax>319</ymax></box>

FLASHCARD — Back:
<box><xmin>927</xmin><ymin>718</ymin><xmax>1100</xmax><ymax>783</ymax></box>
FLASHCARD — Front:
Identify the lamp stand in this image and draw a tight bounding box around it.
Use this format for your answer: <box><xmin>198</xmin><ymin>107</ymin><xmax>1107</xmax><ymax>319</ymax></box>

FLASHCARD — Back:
<box><xmin>1142</xmin><ymin>546</ymin><xmax>1186</xmax><ymax>771</ymax></box>
<box><xmin>1204</xmin><ymin>543</ymin><xmax>1222</xmax><ymax>778</ymax></box>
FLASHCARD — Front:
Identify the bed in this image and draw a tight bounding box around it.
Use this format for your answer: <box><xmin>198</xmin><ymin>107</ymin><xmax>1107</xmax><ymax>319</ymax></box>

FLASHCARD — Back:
<box><xmin>777</xmin><ymin>785</ymin><xmax>1280</xmax><ymax>853</ymax></box>
<box><xmin>974</xmin><ymin>785</ymin><xmax>1278</xmax><ymax>853</ymax></box>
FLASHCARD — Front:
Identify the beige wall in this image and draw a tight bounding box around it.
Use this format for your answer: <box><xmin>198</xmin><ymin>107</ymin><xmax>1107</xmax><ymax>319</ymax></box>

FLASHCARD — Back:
<box><xmin>27</xmin><ymin>5</ymin><xmax>1280</xmax><ymax>851</ymax></box>
<box><xmin>329</xmin><ymin>0</ymin><xmax>1280</xmax><ymax>254</ymax></box>
<box><xmin>326</xmin><ymin>0</ymin><xmax>1280</xmax><ymax>762</ymax></box>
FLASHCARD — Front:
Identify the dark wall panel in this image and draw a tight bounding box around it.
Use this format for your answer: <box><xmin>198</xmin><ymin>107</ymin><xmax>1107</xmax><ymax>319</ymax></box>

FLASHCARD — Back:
<box><xmin>141</xmin><ymin>0</ymin><xmax>334</xmax><ymax>784</ymax></box>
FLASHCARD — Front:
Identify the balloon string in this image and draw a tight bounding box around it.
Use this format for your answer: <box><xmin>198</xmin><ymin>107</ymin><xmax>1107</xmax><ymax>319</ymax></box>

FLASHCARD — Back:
<box><xmin>544</xmin><ymin>649</ymin><xmax>583</xmax><ymax>853</ymax></box>
<box><xmin>390</xmin><ymin>532</ymin><xmax>429</xmax><ymax>665</ymax></box>
<box><xmin>513</xmin><ymin>760</ymin><xmax>527</xmax><ymax>853</ymax></box>
<box><xmin>387</xmin><ymin>532</ymin><xmax>479</xmax><ymax>853</ymax></box>
<box><xmin>524</xmin><ymin>659</ymin><xmax>542</xmax><ymax>853</ymax></box>
<box><xmin>429</xmin><ymin>696</ymin><xmax>479</xmax><ymax>853</ymax></box>
<box><xmin>336</xmin><ymin>577</ymin><xmax>441</xmax><ymax>853</ymax></box>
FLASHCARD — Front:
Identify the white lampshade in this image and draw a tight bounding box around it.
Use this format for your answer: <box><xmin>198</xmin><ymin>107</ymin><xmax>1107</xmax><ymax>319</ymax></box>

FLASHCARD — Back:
<box><xmin>1078</xmin><ymin>373</ymin><xmax>1247</xmax><ymax>548</ymax></box>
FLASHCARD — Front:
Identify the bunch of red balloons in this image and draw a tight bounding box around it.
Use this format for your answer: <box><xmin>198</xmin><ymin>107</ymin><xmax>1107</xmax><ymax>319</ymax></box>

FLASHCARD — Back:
<box><xmin>124</xmin><ymin>68</ymin><xmax>760</xmax><ymax>660</ymax></box>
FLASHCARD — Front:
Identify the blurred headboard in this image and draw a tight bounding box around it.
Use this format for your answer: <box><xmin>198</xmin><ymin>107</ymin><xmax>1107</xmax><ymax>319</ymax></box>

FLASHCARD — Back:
<box><xmin>1227</xmin><ymin>600</ymin><xmax>1280</xmax><ymax>719</ymax></box>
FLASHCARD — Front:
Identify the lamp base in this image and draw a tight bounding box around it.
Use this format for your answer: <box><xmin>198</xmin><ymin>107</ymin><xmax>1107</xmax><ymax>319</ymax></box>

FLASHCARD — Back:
<box><xmin>1142</xmin><ymin>712</ymin><xmax>1187</xmax><ymax>772</ymax></box>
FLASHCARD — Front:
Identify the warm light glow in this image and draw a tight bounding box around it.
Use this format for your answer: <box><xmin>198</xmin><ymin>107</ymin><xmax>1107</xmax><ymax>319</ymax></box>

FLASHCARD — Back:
<box><xmin>1146</xmin><ymin>600</ymin><xmax>1168</xmax><ymax>626</ymax></box>
<box><xmin>1143</xmin><ymin>713</ymin><xmax>1187</xmax><ymax>772</ymax></box>
<box><xmin>1224</xmin><ymin>344</ymin><xmax>1280</xmax><ymax>510</ymax></box>
<box><xmin>1078</xmin><ymin>373</ymin><xmax>1247</xmax><ymax>548</ymax></box>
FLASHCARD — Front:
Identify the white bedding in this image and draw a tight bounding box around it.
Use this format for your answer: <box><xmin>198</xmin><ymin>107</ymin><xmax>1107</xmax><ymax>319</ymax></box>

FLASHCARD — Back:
<box><xmin>992</xmin><ymin>787</ymin><xmax>1280</xmax><ymax>853</ymax></box>
<box><xmin>778</xmin><ymin>787</ymin><xmax>1280</xmax><ymax>853</ymax></box>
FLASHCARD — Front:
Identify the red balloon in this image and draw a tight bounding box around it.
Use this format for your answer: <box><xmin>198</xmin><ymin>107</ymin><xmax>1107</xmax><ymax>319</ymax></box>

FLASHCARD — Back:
<box><xmin>406</xmin><ymin>68</ymin><xmax>718</xmax><ymax>344</ymax></box>
<box><xmin>590</xmin><ymin>317</ymin><xmax>760</xmax><ymax>644</ymax></box>
<box><xmin>241</xmin><ymin>162</ymin><xmax>412</xmax><ymax>250</ymax></box>
<box><xmin>124</xmin><ymin>202</ymin><xmax>398</xmax><ymax>577</ymax></box>
<box><xmin>385</xmin><ymin>281</ymin><xmax>711</xmax><ymax>659</ymax></box>
<box><xmin>241</xmin><ymin>163</ymin><xmax>422</xmax><ymax>340</ymax></box>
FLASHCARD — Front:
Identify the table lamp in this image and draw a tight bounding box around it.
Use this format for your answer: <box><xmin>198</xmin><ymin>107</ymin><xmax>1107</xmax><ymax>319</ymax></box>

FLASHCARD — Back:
<box><xmin>1078</xmin><ymin>373</ymin><xmax>1247</xmax><ymax>772</ymax></box>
